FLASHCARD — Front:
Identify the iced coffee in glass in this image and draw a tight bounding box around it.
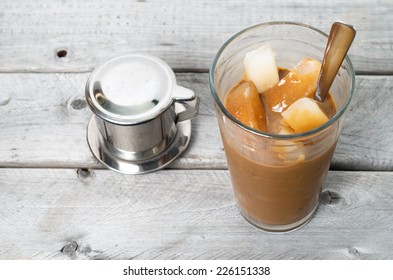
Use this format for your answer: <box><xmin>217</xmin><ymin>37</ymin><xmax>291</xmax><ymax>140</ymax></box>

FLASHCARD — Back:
<box><xmin>209</xmin><ymin>22</ymin><xmax>355</xmax><ymax>232</ymax></box>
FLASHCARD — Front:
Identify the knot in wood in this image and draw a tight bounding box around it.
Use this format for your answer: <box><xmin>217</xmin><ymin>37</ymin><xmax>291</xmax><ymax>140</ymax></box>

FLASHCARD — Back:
<box><xmin>71</xmin><ymin>99</ymin><xmax>87</xmax><ymax>110</ymax></box>
<box><xmin>319</xmin><ymin>190</ymin><xmax>342</xmax><ymax>205</ymax></box>
<box><xmin>61</xmin><ymin>242</ymin><xmax>78</xmax><ymax>256</ymax></box>
<box><xmin>77</xmin><ymin>168</ymin><xmax>91</xmax><ymax>179</ymax></box>
<box><xmin>56</xmin><ymin>49</ymin><xmax>67</xmax><ymax>58</ymax></box>
<box><xmin>349</xmin><ymin>247</ymin><xmax>361</xmax><ymax>258</ymax></box>
<box><xmin>0</xmin><ymin>97</ymin><xmax>10</xmax><ymax>106</ymax></box>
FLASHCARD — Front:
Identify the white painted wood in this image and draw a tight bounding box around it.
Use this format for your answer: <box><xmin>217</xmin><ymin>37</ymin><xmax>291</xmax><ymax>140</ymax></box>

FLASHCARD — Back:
<box><xmin>0</xmin><ymin>0</ymin><xmax>391</xmax><ymax>263</ymax></box>
<box><xmin>0</xmin><ymin>168</ymin><xmax>392</xmax><ymax>260</ymax></box>
<box><xmin>0</xmin><ymin>73</ymin><xmax>392</xmax><ymax>170</ymax></box>
<box><xmin>0</xmin><ymin>0</ymin><xmax>392</xmax><ymax>73</ymax></box>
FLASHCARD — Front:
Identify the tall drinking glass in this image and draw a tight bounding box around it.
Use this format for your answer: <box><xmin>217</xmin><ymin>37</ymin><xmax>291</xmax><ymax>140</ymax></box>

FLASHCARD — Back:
<box><xmin>209</xmin><ymin>22</ymin><xmax>355</xmax><ymax>232</ymax></box>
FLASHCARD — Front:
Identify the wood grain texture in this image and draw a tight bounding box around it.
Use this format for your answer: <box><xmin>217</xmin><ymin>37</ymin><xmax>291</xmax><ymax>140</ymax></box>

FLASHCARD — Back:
<box><xmin>0</xmin><ymin>168</ymin><xmax>392</xmax><ymax>260</ymax></box>
<box><xmin>1</xmin><ymin>73</ymin><xmax>392</xmax><ymax>170</ymax></box>
<box><xmin>0</xmin><ymin>0</ymin><xmax>392</xmax><ymax>264</ymax></box>
<box><xmin>0</xmin><ymin>0</ymin><xmax>392</xmax><ymax>73</ymax></box>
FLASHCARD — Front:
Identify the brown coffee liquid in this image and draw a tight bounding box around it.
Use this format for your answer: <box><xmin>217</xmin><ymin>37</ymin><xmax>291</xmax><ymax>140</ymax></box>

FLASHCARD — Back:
<box><xmin>223</xmin><ymin>136</ymin><xmax>336</xmax><ymax>225</ymax></box>
<box><xmin>223</xmin><ymin>67</ymin><xmax>337</xmax><ymax>226</ymax></box>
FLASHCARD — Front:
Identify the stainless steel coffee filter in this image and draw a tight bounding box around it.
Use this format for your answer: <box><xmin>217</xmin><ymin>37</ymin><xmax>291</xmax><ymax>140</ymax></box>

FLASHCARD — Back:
<box><xmin>86</xmin><ymin>54</ymin><xmax>199</xmax><ymax>174</ymax></box>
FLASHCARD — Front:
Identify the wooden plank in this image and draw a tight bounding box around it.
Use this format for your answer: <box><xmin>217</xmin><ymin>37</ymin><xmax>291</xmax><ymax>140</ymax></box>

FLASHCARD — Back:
<box><xmin>0</xmin><ymin>168</ymin><xmax>392</xmax><ymax>259</ymax></box>
<box><xmin>0</xmin><ymin>0</ymin><xmax>392</xmax><ymax>73</ymax></box>
<box><xmin>1</xmin><ymin>73</ymin><xmax>392</xmax><ymax>170</ymax></box>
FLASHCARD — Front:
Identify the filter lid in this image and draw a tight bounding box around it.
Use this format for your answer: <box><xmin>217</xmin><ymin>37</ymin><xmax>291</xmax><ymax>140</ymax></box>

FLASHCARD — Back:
<box><xmin>86</xmin><ymin>54</ymin><xmax>176</xmax><ymax>125</ymax></box>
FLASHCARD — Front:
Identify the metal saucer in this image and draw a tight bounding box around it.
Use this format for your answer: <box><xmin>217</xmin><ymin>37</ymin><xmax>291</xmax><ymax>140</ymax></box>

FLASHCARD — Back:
<box><xmin>87</xmin><ymin>115</ymin><xmax>192</xmax><ymax>174</ymax></box>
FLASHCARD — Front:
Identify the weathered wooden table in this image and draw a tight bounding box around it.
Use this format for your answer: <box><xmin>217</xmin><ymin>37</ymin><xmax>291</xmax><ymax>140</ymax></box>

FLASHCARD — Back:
<box><xmin>1</xmin><ymin>0</ymin><xmax>392</xmax><ymax>260</ymax></box>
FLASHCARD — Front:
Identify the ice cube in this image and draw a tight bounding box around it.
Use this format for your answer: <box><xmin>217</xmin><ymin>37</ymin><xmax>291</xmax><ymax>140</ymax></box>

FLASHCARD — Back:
<box><xmin>263</xmin><ymin>58</ymin><xmax>321</xmax><ymax>113</ymax></box>
<box><xmin>243</xmin><ymin>45</ymin><xmax>279</xmax><ymax>93</ymax></box>
<box><xmin>271</xmin><ymin>125</ymin><xmax>307</xmax><ymax>162</ymax></box>
<box><xmin>225</xmin><ymin>80</ymin><xmax>267</xmax><ymax>132</ymax></box>
<box><xmin>281</xmin><ymin>97</ymin><xmax>329</xmax><ymax>133</ymax></box>
<box><xmin>278</xmin><ymin>125</ymin><xmax>294</xmax><ymax>135</ymax></box>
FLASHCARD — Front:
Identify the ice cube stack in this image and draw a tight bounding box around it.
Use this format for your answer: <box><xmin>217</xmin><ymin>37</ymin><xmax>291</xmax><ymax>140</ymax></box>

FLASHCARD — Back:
<box><xmin>225</xmin><ymin>45</ymin><xmax>331</xmax><ymax>134</ymax></box>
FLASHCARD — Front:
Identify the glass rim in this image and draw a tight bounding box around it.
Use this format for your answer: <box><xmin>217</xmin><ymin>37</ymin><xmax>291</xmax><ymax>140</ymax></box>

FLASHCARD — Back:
<box><xmin>209</xmin><ymin>21</ymin><xmax>355</xmax><ymax>140</ymax></box>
